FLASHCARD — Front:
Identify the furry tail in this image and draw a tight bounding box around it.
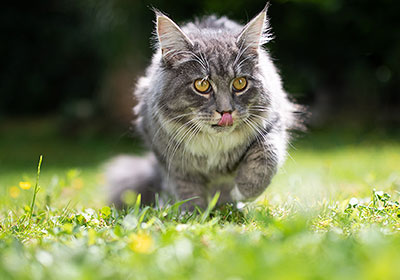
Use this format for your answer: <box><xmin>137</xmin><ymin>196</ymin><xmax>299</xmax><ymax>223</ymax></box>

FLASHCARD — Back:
<box><xmin>105</xmin><ymin>154</ymin><xmax>162</xmax><ymax>208</ymax></box>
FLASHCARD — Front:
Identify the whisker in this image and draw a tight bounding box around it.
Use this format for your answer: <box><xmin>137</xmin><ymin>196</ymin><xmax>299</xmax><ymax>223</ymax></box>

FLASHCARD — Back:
<box><xmin>198</xmin><ymin>51</ymin><xmax>210</xmax><ymax>72</ymax></box>
<box><xmin>151</xmin><ymin>111</ymin><xmax>196</xmax><ymax>148</ymax></box>
<box><xmin>163</xmin><ymin>118</ymin><xmax>196</xmax><ymax>157</ymax></box>
<box><xmin>233</xmin><ymin>39</ymin><xmax>246</xmax><ymax>66</ymax></box>
<box><xmin>165</xmin><ymin>119</ymin><xmax>200</xmax><ymax>185</ymax></box>
<box><xmin>243</xmin><ymin>117</ymin><xmax>272</xmax><ymax>184</ymax></box>
<box><xmin>248</xmin><ymin>113</ymin><xmax>274</xmax><ymax>127</ymax></box>
<box><xmin>234</xmin><ymin>43</ymin><xmax>253</xmax><ymax>72</ymax></box>
<box><xmin>164</xmin><ymin>50</ymin><xmax>208</xmax><ymax>71</ymax></box>
<box><xmin>180</xmin><ymin>119</ymin><xmax>203</xmax><ymax>173</ymax></box>
<box><xmin>236</xmin><ymin>53</ymin><xmax>256</xmax><ymax>71</ymax></box>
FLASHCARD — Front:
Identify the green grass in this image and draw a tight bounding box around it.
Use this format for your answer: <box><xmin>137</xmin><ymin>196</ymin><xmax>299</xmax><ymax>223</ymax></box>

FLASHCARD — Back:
<box><xmin>1</xmin><ymin>120</ymin><xmax>400</xmax><ymax>280</ymax></box>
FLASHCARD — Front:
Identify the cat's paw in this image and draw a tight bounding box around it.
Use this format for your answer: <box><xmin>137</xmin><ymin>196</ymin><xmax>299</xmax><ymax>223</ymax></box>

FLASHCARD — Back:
<box><xmin>230</xmin><ymin>185</ymin><xmax>246</xmax><ymax>202</ymax></box>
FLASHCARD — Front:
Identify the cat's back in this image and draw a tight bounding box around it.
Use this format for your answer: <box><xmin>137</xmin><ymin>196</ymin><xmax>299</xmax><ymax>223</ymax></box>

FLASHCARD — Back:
<box><xmin>182</xmin><ymin>15</ymin><xmax>243</xmax><ymax>36</ymax></box>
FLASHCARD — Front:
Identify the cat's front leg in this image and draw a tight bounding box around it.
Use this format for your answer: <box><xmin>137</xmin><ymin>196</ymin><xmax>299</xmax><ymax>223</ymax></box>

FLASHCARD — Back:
<box><xmin>172</xmin><ymin>176</ymin><xmax>208</xmax><ymax>210</ymax></box>
<box><xmin>231</xmin><ymin>135</ymin><xmax>282</xmax><ymax>201</ymax></box>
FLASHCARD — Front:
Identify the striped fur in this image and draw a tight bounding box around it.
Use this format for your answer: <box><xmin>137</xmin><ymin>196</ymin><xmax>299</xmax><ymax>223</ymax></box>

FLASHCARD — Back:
<box><xmin>106</xmin><ymin>7</ymin><xmax>298</xmax><ymax>209</ymax></box>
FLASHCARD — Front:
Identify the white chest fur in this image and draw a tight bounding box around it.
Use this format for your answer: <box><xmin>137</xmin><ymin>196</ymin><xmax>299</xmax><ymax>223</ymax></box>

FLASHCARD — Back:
<box><xmin>185</xmin><ymin>129</ymin><xmax>249</xmax><ymax>170</ymax></box>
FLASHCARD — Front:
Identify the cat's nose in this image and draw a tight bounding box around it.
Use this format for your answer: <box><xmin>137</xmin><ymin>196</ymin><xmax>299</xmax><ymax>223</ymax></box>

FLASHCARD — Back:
<box><xmin>216</xmin><ymin>110</ymin><xmax>233</xmax><ymax>115</ymax></box>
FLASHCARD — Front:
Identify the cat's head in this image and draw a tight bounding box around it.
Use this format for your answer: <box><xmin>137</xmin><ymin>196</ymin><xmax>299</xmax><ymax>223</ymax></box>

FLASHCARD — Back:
<box><xmin>154</xmin><ymin>6</ymin><xmax>276</xmax><ymax>137</ymax></box>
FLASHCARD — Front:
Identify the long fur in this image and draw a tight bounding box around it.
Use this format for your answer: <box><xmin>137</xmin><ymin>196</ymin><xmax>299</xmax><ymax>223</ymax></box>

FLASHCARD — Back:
<box><xmin>106</xmin><ymin>7</ymin><xmax>300</xmax><ymax>209</ymax></box>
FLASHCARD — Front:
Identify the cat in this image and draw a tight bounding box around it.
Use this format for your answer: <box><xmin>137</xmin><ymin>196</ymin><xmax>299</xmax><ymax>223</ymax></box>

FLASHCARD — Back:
<box><xmin>106</xmin><ymin>5</ymin><xmax>298</xmax><ymax>210</ymax></box>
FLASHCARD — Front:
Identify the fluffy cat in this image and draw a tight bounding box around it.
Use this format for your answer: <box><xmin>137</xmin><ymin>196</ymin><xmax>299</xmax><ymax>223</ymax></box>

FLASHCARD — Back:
<box><xmin>106</xmin><ymin>6</ymin><xmax>297</xmax><ymax>209</ymax></box>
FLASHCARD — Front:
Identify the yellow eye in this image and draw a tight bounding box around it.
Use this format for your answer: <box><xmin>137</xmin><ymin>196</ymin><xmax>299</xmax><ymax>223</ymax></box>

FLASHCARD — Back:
<box><xmin>232</xmin><ymin>77</ymin><xmax>247</xmax><ymax>92</ymax></box>
<box><xmin>194</xmin><ymin>79</ymin><xmax>211</xmax><ymax>94</ymax></box>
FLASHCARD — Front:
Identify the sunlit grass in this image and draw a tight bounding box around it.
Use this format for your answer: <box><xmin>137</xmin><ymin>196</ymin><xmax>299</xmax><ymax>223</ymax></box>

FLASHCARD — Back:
<box><xmin>1</xmin><ymin>121</ymin><xmax>400</xmax><ymax>279</ymax></box>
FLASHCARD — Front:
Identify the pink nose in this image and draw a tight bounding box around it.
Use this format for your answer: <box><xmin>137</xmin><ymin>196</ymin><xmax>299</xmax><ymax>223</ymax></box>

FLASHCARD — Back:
<box><xmin>217</xmin><ymin>112</ymin><xmax>233</xmax><ymax>126</ymax></box>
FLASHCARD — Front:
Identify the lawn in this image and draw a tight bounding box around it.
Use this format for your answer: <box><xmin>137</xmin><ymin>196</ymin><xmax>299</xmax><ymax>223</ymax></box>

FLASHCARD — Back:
<box><xmin>1</xmin><ymin>119</ymin><xmax>400</xmax><ymax>280</ymax></box>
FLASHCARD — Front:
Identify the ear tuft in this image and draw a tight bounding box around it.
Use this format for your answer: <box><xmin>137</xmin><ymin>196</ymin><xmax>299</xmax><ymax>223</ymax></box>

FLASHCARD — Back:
<box><xmin>237</xmin><ymin>5</ymin><xmax>272</xmax><ymax>52</ymax></box>
<box><xmin>156</xmin><ymin>13</ymin><xmax>193</xmax><ymax>59</ymax></box>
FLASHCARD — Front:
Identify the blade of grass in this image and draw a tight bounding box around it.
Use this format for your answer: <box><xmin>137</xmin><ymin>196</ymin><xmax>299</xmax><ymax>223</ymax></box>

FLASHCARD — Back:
<box><xmin>200</xmin><ymin>192</ymin><xmax>220</xmax><ymax>223</ymax></box>
<box><xmin>170</xmin><ymin>196</ymin><xmax>199</xmax><ymax>212</ymax></box>
<box><xmin>29</xmin><ymin>155</ymin><xmax>43</xmax><ymax>223</ymax></box>
<box><xmin>133</xmin><ymin>194</ymin><xmax>142</xmax><ymax>216</ymax></box>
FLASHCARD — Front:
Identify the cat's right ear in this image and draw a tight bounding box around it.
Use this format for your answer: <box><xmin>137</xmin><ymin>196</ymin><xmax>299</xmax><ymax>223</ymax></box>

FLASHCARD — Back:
<box><xmin>237</xmin><ymin>4</ymin><xmax>272</xmax><ymax>53</ymax></box>
<box><xmin>156</xmin><ymin>13</ymin><xmax>193</xmax><ymax>60</ymax></box>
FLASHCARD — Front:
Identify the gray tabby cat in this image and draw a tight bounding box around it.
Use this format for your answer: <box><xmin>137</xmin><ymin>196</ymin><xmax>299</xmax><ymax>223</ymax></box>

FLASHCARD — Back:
<box><xmin>106</xmin><ymin>6</ymin><xmax>297</xmax><ymax>209</ymax></box>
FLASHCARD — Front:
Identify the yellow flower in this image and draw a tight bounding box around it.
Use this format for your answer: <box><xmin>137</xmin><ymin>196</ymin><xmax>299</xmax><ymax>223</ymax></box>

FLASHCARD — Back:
<box><xmin>88</xmin><ymin>228</ymin><xmax>97</xmax><ymax>246</ymax></box>
<box><xmin>128</xmin><ymin>232</ymin><xmax>154</xmax><ymax>254</ymax></box>
<box><xmin>9</xmin><ymin>186</ymin><xmax>20</xmax><ymax>198</ymax></box>
<box><xmin>19</xmin><ymin>181</ymin><xmax>32</xmax><ymax>190</ymax></box>
<box><xmin>72</xmin><ymin>178</ymin><xmax>83</xmax><ymax>190</ymax></box>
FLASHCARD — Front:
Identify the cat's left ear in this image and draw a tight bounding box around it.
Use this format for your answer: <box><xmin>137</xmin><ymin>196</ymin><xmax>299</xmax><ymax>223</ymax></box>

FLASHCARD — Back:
<box><xmin>237</xmin><ymin>5</ymin><xmax>272</xmax><ymax>52</ymax></box>
<box><xmin>156</xmin><ymin>12</ymin><xmax>193</xmax><ymax>59</ymax></box>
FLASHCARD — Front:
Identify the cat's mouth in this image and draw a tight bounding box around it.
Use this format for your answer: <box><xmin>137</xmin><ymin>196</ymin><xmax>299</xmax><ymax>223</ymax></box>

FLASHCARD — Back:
<box><xmin>209</xmin><ymin>112</ymin><xmax>235</xmax><ymax>131</ymax></box>
<box><xmin>211</xmin><ymin>122</ymin><xmax>233</xmax><ymax>130</ymax></box>
<box><xmin>218</xmin><ymin>112</ymin><xmax>233</xmax><ymax>126</ymax></box>
<box><xmin>211</xmin><ymin>124</ymin><xmax>232</xmax><ymax>132</ymax></box>
<box><xmin>211</xmin><ymin>123</ymin><xmax>233</xmax><ymax>128</ymax></box>
<box><xmin>211</xmin><ymin>123</ymin><xmax>236</xmax><ymax>133</ymax></box>
<box><xmin>211</xmin><ymin>124</ymin><xmax>225</xmax><ymax>128</ymax></box>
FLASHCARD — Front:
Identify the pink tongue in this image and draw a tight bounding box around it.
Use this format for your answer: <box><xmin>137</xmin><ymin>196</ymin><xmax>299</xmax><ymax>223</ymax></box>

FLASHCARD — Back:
<box><xmin>217</xmin><ymin>112</ymin><xmax>233</xmax><ymax>126</ymax></box>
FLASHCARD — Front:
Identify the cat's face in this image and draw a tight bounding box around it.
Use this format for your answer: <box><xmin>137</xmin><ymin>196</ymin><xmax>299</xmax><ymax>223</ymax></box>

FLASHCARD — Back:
<box><xmin>155</xmin><ymin>9</ymin><xmax>272</xmax><ymax>137</ymax></box>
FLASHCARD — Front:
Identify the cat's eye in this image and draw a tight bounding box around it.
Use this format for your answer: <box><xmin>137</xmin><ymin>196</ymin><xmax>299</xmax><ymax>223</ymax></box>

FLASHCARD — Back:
<box><xmin>232</xmin><ymin>77</ymin><xmax>247</xmax><ymax>92</ymax></box>
<box><xmin>194</xmin><ymin>79</ymin><xmax>211</xmax><ymax>94</ymax></box>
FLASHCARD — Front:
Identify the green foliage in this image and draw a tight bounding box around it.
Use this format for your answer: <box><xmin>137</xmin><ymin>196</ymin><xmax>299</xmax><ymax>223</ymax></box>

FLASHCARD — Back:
<box><xmin>1</xmin><ymin>126</ymin><xmax>400</xmax><ymax>279</ymax></box>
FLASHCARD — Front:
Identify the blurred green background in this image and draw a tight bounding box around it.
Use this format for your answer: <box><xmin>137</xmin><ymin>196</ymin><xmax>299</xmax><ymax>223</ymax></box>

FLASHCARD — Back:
<box><xmin>0</xmin><ymin>0</ymin><xmax>399</xmax><ymax>179</ymax></box>
<box><xmin>2</xmin><ymin>0</ymin><xmax>399</xmax><ymax>125</ymax></box>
